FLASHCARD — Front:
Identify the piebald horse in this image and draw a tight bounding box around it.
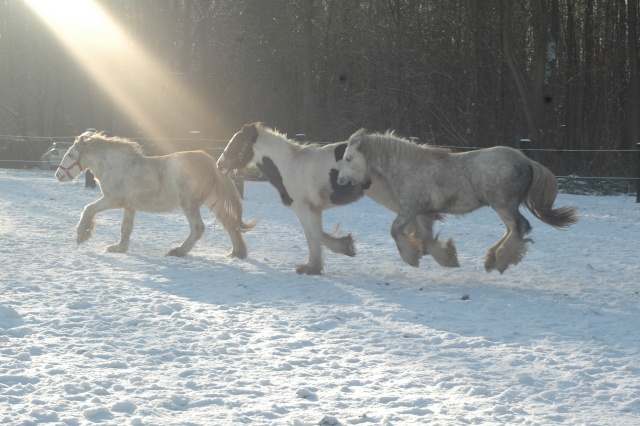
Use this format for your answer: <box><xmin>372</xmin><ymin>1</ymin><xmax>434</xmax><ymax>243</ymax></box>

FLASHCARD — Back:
<box><xmin>56</xmin><ymin>131</ymin><xmax>255</xmax><ymax>257</ymax></box>
<box><xmin>337</xmin><ymin>129</ymin><xmax>578</xmax><ymax>273</ymax></box>
<box><xmin>216</xmin><ymin>123</ymin><xmax>367</xmax><ymax>274</ymax></box>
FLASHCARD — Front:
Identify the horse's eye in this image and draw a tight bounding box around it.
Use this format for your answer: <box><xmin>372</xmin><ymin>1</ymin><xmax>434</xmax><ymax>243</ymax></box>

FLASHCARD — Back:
<box><xmin>345</xmin><ymin>157</ymin><xmax>351</xmax><ymax>163</ymax></box>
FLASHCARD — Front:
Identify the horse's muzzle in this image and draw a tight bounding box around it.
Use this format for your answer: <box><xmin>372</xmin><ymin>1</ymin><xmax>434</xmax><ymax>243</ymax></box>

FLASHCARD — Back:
<box><xmin>337</xmin><ymin>175</ymin><xmax>355</xmax><ymax>186</ymax></box>
<box><xmin>216</xmin><ymin>155</ymin><xmax>231</xmax><ymax>175</ymax></box>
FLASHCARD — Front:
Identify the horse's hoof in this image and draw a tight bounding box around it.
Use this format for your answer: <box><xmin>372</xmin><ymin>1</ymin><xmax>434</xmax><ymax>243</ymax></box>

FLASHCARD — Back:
<box><xmin>228</xmin><ymin>248</ymin><xmax>247</xmax><ymax>259</ymax></box>
<box><xmin>484</xmin><ymin>253</ymin><xmax>496</xmax><ymax>272</ymax></box>
<box><xmin>406</xmin><ymin>258</ymin><xmax>420</xmax><ymax>268</ymax></box>
<box><xmin>107</xmin><ymin>244</ymin><xmax>128</xmax><ymax>253</ymax></box>
<box><xmin>399</xmin><ymin>250</ymin><xmax>420</xmax><ymax>267</ymax></box>
<box><xmin>443</xmin><ymin>257</ymin><xmax>460</xmax><ymax>268</ymax></box>
<box><xmin>76</xmin><ymin>231</ymin><xmax>91</xmax><ymax>244</ymax></box>
<box><xmin>398</xmin><ymin>247</ymin><xmax>420</xmax><ymax>267</ymax></box>
<box><xmin>344</xmin><ymin>240</ymin><xmax>356</xmax><ymax>257</ymax></box>
<box><xmin>429</xmin><ymin>238</ymin><xmax>460</xmax><ymax>267</ymax></box>
<box><xmin>296</xmin><ymin>264</ymin><xmax>323</xmax><ymax>275</ymax></box>
<box><xmin>167</xmin><ymin>248</ymin><xmax>187</xmax><ymax>257</ymax></box>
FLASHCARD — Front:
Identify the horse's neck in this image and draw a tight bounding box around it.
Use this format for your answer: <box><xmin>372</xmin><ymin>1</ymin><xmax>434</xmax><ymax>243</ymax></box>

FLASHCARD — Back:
<box><xmin>365</xmin><ymin>142</ymin><xmax>396</xmax><ymax>180</ymax></box>
<box><xmin>255</xmin><ymin>133</ymin><xmax>296</xmax><ymax>164</ymax></box>
<box><xmin>84</xmin><ymin>148</ymin><xmax>136</xmax><ymax>180</ymax></box>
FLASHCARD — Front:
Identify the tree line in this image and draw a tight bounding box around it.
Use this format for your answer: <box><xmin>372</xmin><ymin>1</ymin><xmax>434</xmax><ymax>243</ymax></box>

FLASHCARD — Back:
<box><xmin>0</xmin><ymin>0</ymin><xmax>638</xmax><ymax>158</ymax></box>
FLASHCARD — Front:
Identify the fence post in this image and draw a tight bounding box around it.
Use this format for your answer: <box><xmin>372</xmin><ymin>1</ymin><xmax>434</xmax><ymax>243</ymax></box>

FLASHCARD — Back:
<box><xmin>637</xmin><ymin>142</ymin><xmax>640</xmax><ymax>203</ymax></box>
<box><xmin>519</xmin><ymin>139</ymin><xmax>531</xmax><ymax>157</ymax></box>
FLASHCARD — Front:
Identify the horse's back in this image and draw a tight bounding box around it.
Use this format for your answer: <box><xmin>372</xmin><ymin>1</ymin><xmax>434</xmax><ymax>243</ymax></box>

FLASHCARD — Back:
<box><xmin>171</xmin><ymin>150</ymin><xmax>217</xmax><ymax>176</ymax></box>
<box><xmin>119</xmin><ymin>151</ymin><xmax>218</xmax><ymax>212</ymax></box>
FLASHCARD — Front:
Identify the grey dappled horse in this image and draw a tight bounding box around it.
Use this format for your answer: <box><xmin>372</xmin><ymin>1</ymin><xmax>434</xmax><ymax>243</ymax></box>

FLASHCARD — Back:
<box><xmin>337</xmin><ymin>129</ymin><xmax>578</xmax><ymax>273</ymax></box>
<box><xmin>56</xmin><ymin>131</ymin><xmax>255</xmax><ymax>257</ymax></box>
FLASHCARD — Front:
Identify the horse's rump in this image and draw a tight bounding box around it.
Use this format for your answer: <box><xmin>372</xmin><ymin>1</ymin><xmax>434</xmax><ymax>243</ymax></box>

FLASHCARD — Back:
<box><xmin>173</xmin><ymin>151</ymin><xmax>256</xmax><ymax>233</ymax></box>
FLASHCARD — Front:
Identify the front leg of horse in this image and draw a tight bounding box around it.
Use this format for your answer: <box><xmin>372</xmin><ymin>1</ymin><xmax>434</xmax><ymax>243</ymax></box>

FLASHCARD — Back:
<box><xmin>76</xmin><ymin>197</ymin><xmax>115</xmax><ymax>244</ymax></box>
<box><xmin>391</xmin><ymin>210</ymin><xmax>422</xmax><ymax>267</ymax></box>
<box><xmin>416</xmin><ymin>214</ymin><xmax>459</xmax><ymax>268</ymax></box>
<box><xmin>168</xmin><ymin>204</ymin><xmax>205</xmax><ymax>257</ymax></box>
<box><xmin>295</xmin><ymin>207</ymin><xmax>325</xmax><ymax>275</ymax></box>
<box><xmin>107</xmin><ymin>208</ymin><xmax>135</xmax><ymax>253</ymax></box>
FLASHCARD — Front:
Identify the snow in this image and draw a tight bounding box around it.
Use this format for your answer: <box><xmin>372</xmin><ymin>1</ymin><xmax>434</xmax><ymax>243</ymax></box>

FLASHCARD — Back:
<box><xmin>1</xmin><ymin>169</ymin><xmax>639</xmax><ymax>425</ymax></box>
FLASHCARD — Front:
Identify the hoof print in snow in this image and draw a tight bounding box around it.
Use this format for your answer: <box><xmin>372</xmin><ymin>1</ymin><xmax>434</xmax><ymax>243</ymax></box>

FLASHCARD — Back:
<box><xmin>319</xmin><ymin>415</ymin><xmax>341</xmax><ymax>425</ymax></box>
<box><xmin>296</xmin><ymin>388</ymin><xmax>317</xmax><ymax>401</ymax></box>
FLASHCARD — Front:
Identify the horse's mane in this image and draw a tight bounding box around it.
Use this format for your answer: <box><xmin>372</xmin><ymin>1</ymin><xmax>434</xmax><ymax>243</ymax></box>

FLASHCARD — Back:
<box><xmin>82</xmin><ymin>132</ymin><xmax>144</xmax><ymax>157</ymax></box>
<box><xmin>358</xmin><ymin>131</ymin><xmax>449</xmax><ymax>167</ymax></box>
<box><xmin>255</xmin><ymin>123</ymin><xmax>318</xmax><ymax>152</ymax></box>
<box><xmin>255</xmin><ymin>123</ymin><xmax>288</xmax><ymax>141</ymax></box>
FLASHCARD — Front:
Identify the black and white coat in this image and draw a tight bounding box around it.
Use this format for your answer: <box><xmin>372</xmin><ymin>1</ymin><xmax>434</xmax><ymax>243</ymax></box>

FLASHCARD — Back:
<box><xmin>217</xmin><ymin>123</ymin><xmax>396</xmax><ymax>275</ymax></box>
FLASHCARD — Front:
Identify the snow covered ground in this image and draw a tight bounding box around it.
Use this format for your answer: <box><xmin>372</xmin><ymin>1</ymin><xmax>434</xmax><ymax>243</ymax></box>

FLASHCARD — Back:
<box><xmin>1</xmin><ymin>169</ymin><xmax>639</xmax><ymax>425</ymax></box>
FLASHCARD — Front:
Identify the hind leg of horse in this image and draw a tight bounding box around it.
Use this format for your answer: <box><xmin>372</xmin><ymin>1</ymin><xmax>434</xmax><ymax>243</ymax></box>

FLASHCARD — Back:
<box><xmin>485</xmin><ymin>208</ymin><xmax>532</xmax><ymax>273</ymax></box>
<box><xmin>321</xmin><ymin>226</ymin><xmax>356</xmax><ymax>257</ymax></box>
<box><xmin>168</xmin><ymin>203</ymin><xmax>205</xmax><ymax>257</ymax></box>
<box><xmin>77</xmin><ymin>196</ymin><xmax>117</xmax><ymax>244</ymax></box>
<box><xmin>224</xmin><ymin>225</ymin><xmax>247</xmax><ymax>259</ymax></box>
<box><xmin>107</xmin><ymin>208</ymin><xmax>135</xmax><ymax>253</ymax></box>
<box><xmin>484</xmin><ymin>227</ymin><xmax>512</xmax><ymax>272</ymax></box>
<box><xmin>294</xmin><ymin>206</ymin><xmax>325</xmax><ymax>275</ymax></box>
<box><xmin>416</xmin><ymin>214</ymin><xmax>459</xmax><ymax>267</ymax></box>
<box><xmin>391</xmin><ymin>209</ymin><xmax>422</xmax><ymax>267</ymax></box>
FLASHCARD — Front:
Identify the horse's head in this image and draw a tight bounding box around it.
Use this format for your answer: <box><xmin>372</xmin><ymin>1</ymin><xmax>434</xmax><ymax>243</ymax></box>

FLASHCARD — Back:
<box><xmin>337</xmin><ymin>129</ymin><xmax>368</xmax><ymax>186</ymax></box>
<box><xmin>55</xmin><ymin>132</ymin><xmax>92</xmax><ymax>182</ymax></box>
<box><xmin>217</xmin><ymin>123</ymin><xmax>260</xmax><ymax>174</ymax></box>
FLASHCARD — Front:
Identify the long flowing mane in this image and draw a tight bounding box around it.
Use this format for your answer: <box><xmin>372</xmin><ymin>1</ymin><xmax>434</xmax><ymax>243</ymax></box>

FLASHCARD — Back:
<box><xmin>358</xmin><ymin>131</ymin><xmax>450</xmax><ymax>168</ymax></box>
<box><xmin>255</xmin><ymin>123</ymin><xmax>325</xmax><ymax>154</ymax></box>
<box><xmin>83</xmin><ymin>132</ymin><xmax>145</xmax><ymax>157</ymax></box>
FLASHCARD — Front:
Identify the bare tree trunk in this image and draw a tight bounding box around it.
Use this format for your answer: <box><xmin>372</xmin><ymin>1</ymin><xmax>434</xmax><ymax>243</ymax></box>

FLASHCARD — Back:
<box><xmin>300</xmin><ymin>0</ymin><xmax>315</xmax><ymax>134</ymax></box>
<box><xmin>583</xmin><ymin>0</ymin><xmax>595</xmax><ymax>149</ymax></box>
<box><xmin>502</xmin><ymin>0</ymin><xmax>544</xmax><ymax>143</ymax></box>
<box><xmin>629</xmin><ymin>0</ymin><xmax>639</xmax><ymax>149</ymax></box>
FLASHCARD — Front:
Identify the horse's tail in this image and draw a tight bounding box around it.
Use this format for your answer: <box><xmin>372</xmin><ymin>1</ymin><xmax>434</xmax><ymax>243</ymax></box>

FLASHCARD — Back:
<box><xmin>208</xmin><ymin>170</ymin><xmax>257</xmax><ymax>234</ymax></box>
<box><xmin>524</xmin><ymin>161</ymin><xmax>578</xmax><ymax>228</ymax></box>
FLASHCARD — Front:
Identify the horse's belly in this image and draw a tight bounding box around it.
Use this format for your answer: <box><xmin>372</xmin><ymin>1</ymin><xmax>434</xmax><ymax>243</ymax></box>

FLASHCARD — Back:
<box><xmin>127</xmin><ymin>193</ymin><xmax>180</xmax><ymax>213</ymax></box>
<box><xmin>425</xmin><ymin>188</ymin><xmax>484</xmax><ymax>215</ymax></box>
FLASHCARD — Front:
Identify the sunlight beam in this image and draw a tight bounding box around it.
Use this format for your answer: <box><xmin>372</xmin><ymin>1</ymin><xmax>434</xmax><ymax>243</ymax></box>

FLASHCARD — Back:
<box><xmin>25</xmin><ymin>0</ymin><xmax>211</xmax><ymax>140</ymax></box>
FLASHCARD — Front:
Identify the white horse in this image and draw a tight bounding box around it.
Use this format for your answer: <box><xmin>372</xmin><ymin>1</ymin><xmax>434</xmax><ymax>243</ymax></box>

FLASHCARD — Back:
<box><xmin>337</xmin><ymin>129</ymin><xmax>578</xmax><ymax>273</ymax></box>
<box><xmin>56</xmin><ymin>131</ymin><xmax>255</xmax><ymax>257</ymax></box>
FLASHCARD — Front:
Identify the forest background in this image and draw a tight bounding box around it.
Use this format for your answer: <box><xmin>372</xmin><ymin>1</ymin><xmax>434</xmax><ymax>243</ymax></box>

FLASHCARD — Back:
<box><xmin>0</xmin><ymin>0</ymin><xmax>638</xmax><ymax>164</ymax></box>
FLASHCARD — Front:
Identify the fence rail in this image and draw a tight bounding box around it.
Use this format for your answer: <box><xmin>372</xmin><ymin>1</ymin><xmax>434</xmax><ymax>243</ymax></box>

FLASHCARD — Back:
<box><xmin>1</xmin><ymin>136</ymin><xmax>639</xmax><ymax>201</ymax></box>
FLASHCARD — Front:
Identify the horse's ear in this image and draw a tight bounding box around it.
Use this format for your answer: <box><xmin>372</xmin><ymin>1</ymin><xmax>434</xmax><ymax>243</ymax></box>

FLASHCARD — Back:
<box><xmin>78</xmin><ymin>130</ymin><xmax>96</xmax><ymax>143</ymax></box>
<box><xmin>348</xmin><ymin>128</ymin><xmax>367</xmax><ymax>148</ymax></box>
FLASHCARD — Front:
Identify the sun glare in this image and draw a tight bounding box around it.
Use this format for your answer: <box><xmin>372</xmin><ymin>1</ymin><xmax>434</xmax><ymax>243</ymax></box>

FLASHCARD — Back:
<box><xmin>25</xmin><ymin>0</ymin><xmax>129</xmax><ymax>62</ymax></box>
<box><xmin>25</xmin><ymin>0</ymin><xmax>210</xmax><ymax>140</ymax></box>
